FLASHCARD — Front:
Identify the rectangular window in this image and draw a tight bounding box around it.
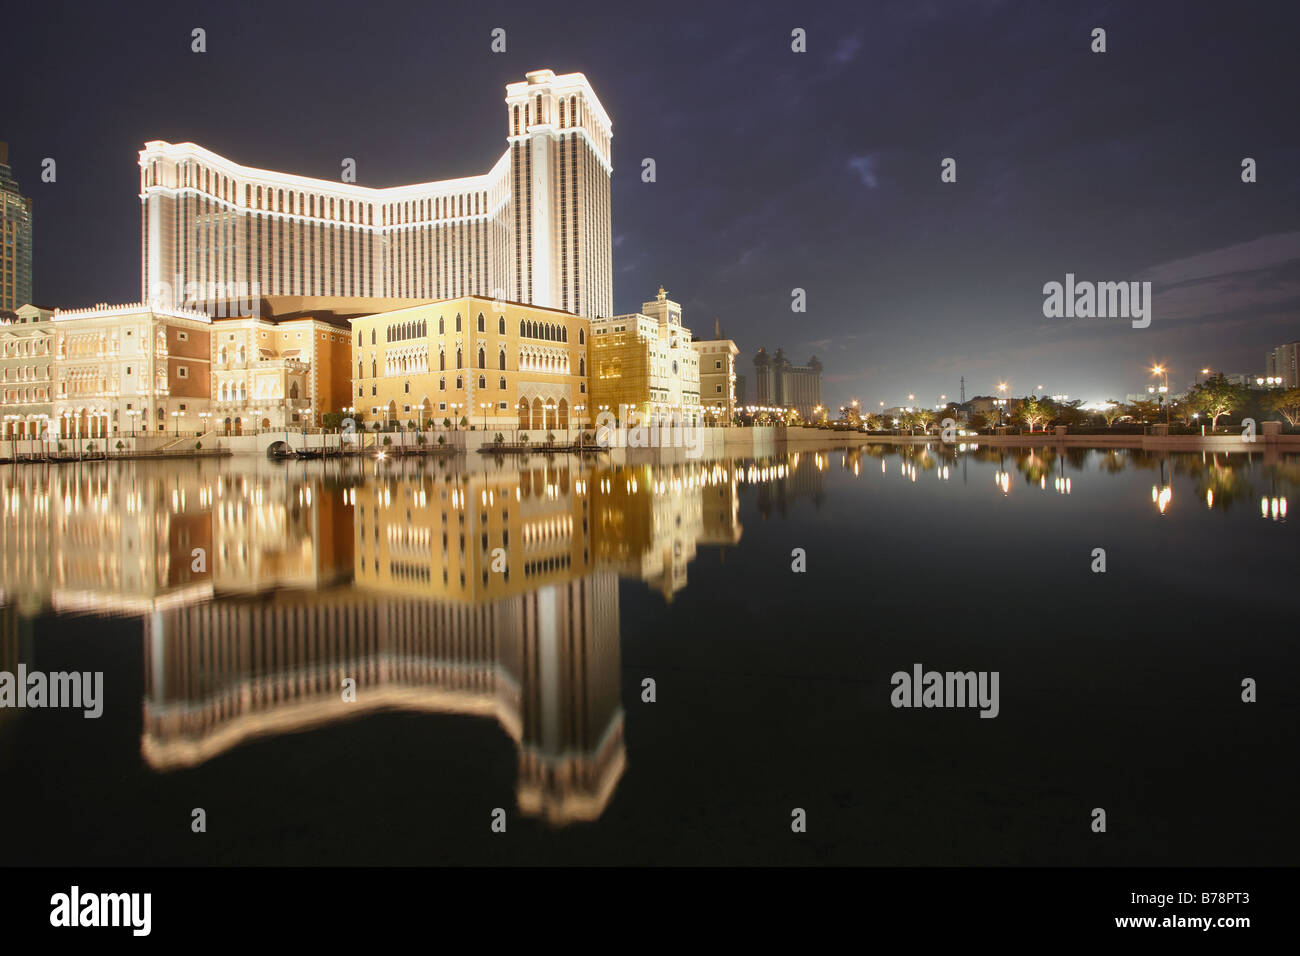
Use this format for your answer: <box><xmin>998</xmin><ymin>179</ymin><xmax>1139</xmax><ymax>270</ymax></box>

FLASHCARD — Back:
<box><xmin>178</xmin><ymin>331</ymin><xmax>189</xmax><ymax>341</ymax></box>
<box><xmin>178</xmin><ymin>367</ymin><xmax>188</xmax><ymax>378</ymax></box>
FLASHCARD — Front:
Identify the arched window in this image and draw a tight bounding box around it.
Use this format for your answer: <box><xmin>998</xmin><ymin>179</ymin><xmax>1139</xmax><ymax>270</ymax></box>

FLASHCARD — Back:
<box><xmin>371</xmin><ymin>359</ymin><xmax>377</xmax><ymax>377</ymax></box>
<box><xmin>519</xmin><ymin>319</ymin><xmax>525</xmax><ymax>337</ymax></box>
<box><xmin>562</xmin><ymin>326</ymin><xmax>568</xmax><ymax>342</ymax></box>
<box><xmin>478</xmin><ymin>375</ymin><xmax>486</xmax><ymax>389</ymax></box>
<box><xmin>357</xmin><ymin>360</ymin><xmax>363</xmax><ymax>379</ymax></box>
<box><xmin>477</xmin><ymin>313</ymin><xmax>485</xmax><ymax>332</ymax></box>
<box><xmin>357</xmin><ymin>331</ymin><xmax>362</xmax><ymax>347</ymax></box>
<box><xmin>455</xmin><ymin>313</ymin><xmax>462</xmax><ymax>332</ymax></box>
<box><xmin>456</xmin><ymin>348</ymin><xmax>462</xmax><ymax>369</ymax></box>
<box><xmin>579</xmin><ymin>328</ymin><xmax>584</xmax><ymax>345</ymax></box>
<box><xmin>371</xmin><ymin>329</ymin><xmax>376</xmax><ymax>345</ymax></box>
<box><xmin>478</xmin><ymin>347</ymin><xmax>485</xmax><ymax>369</ymax></box>
<box><xmin>289</xmin><ymin>382</ymin><xmax>299</xmax><ymax>399</ymax></box>
<box><xmin>579</xmin><ymin>357</ymin><xmax>585</xmax><ymax>376</ymax></box>
<box><xmin>499</xmin><ymin>377</ymin><xmax>506</xmax><ymax>390</ymax></box>
<box><xmin>499</xmin><ymin>349</ymin><xmax>506</xmax><ymax>370</ymax></box>
<box><xmin>439</xmin><ymin>350</ymin><xmax>445</xmax><ymax>371</ymax></box>
<box><xmin>498</xmin><ymin>316</ymin><xmax>505</xmax><ymax>334</ymax></box>
<box><xmin>439</xmin><ymin>316</ymin><xmax>445</xmax><ymax>334</ymax></box>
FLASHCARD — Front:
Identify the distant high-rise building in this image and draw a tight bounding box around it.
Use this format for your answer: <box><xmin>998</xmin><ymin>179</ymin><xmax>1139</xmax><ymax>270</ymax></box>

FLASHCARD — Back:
<box><xmin>138</xmin><ymin>69</ymin><xmax>613</xmax><ymax>320</ymax></box>
<box><xmin>1266</xmin><ymin>342</ymin><xmax>1299</xmax><ymax>389</ymax></box>
<box><xmin>752</xmin><ymin>347</ymin><xmax>823</xmax><ymax>419</ymax></box>
<box><xmin>0</xmin><ymin>143</ymin><xmax>35</xmax><ymax>312</ymax></box>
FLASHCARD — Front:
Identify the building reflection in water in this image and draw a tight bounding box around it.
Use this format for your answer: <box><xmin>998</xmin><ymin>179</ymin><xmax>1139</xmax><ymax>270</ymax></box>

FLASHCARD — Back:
<box><xmin>0</xmin><ymin>453</ymin><xmax>748</xmax><ymax>826</ymax></box>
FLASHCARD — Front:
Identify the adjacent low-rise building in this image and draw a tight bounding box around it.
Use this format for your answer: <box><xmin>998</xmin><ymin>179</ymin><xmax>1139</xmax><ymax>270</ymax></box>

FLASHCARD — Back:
<box><xmin>0</xmin><ymin>304</ymin><xmax>55</xmax><ymax>439</ymax></box>
<box><xmin>590</xmin><ymin>287</ymin><xmax>701</xmax><ymax>427</ymax></box>
<box><xmin>692</xmin><ymin>319</ymin><xmax>739</xmax><ymax>425</ymax></box>
<box><xmin>210</xmin><ymin>312</ymin><xmax>352</xmax><ymax>433</ymax></box>
<box><xmin>348</xmin><ymin>294</ymin><xmax>590</xmax><ymax>433</ymax></box>
<box><xmin>49</xmin><ymin>301</ymin><xmax>212</xmax><ymax>439</ymax></box>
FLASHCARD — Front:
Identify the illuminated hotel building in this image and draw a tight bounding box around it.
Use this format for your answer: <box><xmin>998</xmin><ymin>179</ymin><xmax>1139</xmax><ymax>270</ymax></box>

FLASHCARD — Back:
<box><xmin>349</xmin><ymin>294</ymin><xmax>589</xmax><ymax>432</ymax></box>
<box><xmin>138</xmin><ymin>69</ymin><xmax>613</xmax><ymax>321</ymax></box>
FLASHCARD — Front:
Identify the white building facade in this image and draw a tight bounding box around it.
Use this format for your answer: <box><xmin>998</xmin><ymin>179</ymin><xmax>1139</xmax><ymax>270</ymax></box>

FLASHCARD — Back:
<box><xmin>139</xmin><ymin>70</ymin><xmax>612</xmax><ymax>321</ymax></box>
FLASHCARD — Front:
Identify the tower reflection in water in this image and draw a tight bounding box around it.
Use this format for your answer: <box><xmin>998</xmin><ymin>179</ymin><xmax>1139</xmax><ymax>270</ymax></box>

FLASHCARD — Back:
<box><xmin>0</xmin><ymin>454</ymin><xmax>761</xmax><ymax>826</ymax></box>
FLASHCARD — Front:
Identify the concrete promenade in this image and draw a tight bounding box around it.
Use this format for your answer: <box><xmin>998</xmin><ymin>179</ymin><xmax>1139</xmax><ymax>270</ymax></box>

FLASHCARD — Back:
<box><xmin>3</xmin><ymin>424</ymin><xmax>1297</xmax><ymax>464</ymax></box>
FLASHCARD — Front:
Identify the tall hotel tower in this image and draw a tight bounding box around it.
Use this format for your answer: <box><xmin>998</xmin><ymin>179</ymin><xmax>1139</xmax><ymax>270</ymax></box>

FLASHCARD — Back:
<box><xmin>138</xmin><ymin>69</ymin><xmax>612</xmax><ymax>319</ymax></box>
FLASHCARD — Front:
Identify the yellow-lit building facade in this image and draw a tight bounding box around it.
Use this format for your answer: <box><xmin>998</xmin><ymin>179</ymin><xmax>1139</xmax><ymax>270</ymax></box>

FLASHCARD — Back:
<box><xmin>590</xmin><ymin>287</ymin><xmax>701</xmax><ymax>426</ymax></box>
<box><xmin>693</xmin><ymin>328</ymin><xmax>739</xmax><ymax>425</ymax></box>
<box><xmin>209</xmin><ymin>315</ymin><xmax>352</xmax><ymax>432</ymax></box>
<box><xmin>348</xmin><ymin>295</ymin><xmax>591</xmax><ymax>433</ymax></box>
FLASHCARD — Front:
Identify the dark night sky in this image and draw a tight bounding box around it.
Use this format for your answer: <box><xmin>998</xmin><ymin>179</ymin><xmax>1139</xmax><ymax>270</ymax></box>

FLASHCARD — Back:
<box><xmin>6</xmin><ymin>0</ymin><xmax>1299</xmax><ymax>408</ymax></box>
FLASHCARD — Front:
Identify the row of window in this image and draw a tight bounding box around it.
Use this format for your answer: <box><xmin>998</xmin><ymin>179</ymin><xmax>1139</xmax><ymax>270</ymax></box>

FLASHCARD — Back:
<box><xmin>151</xmin><ymin>158</ymin><xmax>493</xmax><ymax>229</ymax></box>
<box><xmin>356</xmin><ymin>375</ymin><xmax>590</xmax><ymax>397</ymax></box>
<box><xmin>358</xmin><ymin>314</ymin><xmax>583</xmax><ymax>345</ymax></box>
<box><xmin>363</xmin><ymin>346</ymin><xmax>584</xmax><ymax>375</ymax></box>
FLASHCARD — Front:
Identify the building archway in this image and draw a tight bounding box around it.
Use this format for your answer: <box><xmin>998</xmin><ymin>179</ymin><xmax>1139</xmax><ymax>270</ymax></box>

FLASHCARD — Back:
<box><xmin>557</xmin><ymin>398</ymin><xmax>569</xmax><ymax>428</ymax></box>
<box><xmin>518</xmin><ymin>401</ymin><xmax>529</xmax><ymax>430</ymax></box>
<box><xmin>531</xmin><ymin>397</ymin><xmax>543</xmax><ymax>430</ymax></box>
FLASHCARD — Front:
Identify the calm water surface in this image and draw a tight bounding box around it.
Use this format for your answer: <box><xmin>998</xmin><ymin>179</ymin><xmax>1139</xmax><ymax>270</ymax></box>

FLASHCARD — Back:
<box><xmin>1</xmin><ymin>444</ymin><xmax>1295</xmax><ymax>865</ymax></box>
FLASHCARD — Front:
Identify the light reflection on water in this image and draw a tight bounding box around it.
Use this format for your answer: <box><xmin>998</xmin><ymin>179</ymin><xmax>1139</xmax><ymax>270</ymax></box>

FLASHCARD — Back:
<box><xmin>0</xmin><ymin>445</ymin><xmax>1295</xmax><ymax>851</ymax></box>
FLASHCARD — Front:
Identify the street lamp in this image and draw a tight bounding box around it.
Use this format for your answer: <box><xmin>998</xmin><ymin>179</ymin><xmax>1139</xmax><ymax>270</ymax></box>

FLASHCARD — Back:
<box><xmin>997</xmin><ymin>382</ymin><xmax>1009</xmax><ymax>426</ymax></box>
<box><xmin>1151</xmin><ymin>365</ymin><xmax>1171</xmax><ymax>426</ymax></box>
<box><xmin>172</xmin><ymin>410</ymin><xmax>182</xmax><ymax>437</ymax></box>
